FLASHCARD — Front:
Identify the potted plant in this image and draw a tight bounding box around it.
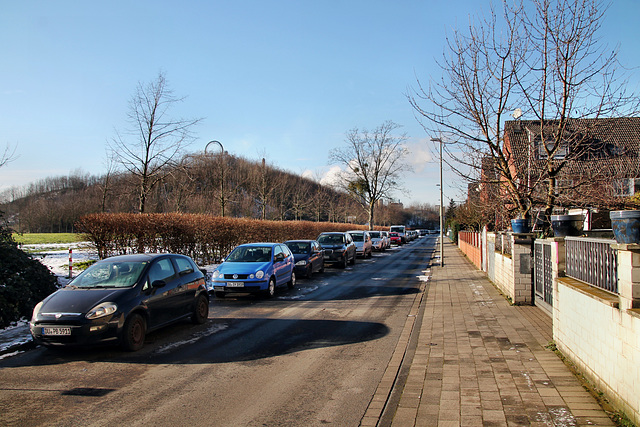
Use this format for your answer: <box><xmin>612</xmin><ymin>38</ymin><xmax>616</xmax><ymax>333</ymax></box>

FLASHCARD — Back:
<box><xmin>610</xmin><ymin>210</ymin><xmax>640</xmax><ymax>244</ymax></box>
<box><xmin>510</xmin><ymin>217</ymin><xmax>531</xmax><ymax>233</ymax></box>
<box><xmin>550</xmin><ymin>214</ymin><xmax>584</xmax><ymax>237</ymax></box>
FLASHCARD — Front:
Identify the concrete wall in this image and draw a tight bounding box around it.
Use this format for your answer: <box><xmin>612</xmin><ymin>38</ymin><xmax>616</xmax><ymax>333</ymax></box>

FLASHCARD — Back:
<box><xmin>554</xmin><ymin>277</ymin><xmax>640</xmax><ymax>425</ymax></box>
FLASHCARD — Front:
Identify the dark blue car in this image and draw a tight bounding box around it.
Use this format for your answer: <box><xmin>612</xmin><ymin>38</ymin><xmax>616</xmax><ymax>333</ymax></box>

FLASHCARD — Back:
<box><xmin>284</xmin><ymin>240</ymin><xmax>325</xmax><ymax>278</ymax></box>
<box><xmin>211</xmin><ymin>242</ymin><xmax>295</xmax><ymax>298</ymax></box>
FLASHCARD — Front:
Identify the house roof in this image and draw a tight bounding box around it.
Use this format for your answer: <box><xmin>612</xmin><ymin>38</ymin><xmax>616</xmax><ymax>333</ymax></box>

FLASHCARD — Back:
<box><xmin>504</xmin><ymin>117</ymin><xmax>640</xmax><ymax>178</ymax></box>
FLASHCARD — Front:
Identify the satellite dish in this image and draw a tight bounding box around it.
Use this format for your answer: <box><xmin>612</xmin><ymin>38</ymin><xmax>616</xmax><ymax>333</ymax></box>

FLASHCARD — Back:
<box><xmin>512</xmin><ymin>108</ymin><xmax>522</xmax><ymax>119</ymax></box>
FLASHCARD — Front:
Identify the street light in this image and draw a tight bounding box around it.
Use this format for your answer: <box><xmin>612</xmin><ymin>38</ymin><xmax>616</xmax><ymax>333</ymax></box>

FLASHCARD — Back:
<box><xmin>205</xmin><ymin>140</ymin><xmax>225</xmax><ymax>217</ymax></box>
<box><xmin>431</xmin><ymin>137</ymin><xmax>444</xmax><ymax>267</ymax></box>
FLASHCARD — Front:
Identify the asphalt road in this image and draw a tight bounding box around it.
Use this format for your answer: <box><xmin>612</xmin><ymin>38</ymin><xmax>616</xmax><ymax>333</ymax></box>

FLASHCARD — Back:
<box><xmin>0</xmin><ymin>237</ymin><xmax>435</xmax><ymax>427</ymax></box>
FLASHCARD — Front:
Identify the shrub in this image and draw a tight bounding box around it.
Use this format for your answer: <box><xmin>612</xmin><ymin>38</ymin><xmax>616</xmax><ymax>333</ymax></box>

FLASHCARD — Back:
<box><xmin>76</xmin><ymin>213</ymin><xmax>369</xmax><ymax>262</ymax></box>
<box><xmin>0</xmin><ymin>213</ymin><xmax>58</xmax><ymax>328</ymax></box>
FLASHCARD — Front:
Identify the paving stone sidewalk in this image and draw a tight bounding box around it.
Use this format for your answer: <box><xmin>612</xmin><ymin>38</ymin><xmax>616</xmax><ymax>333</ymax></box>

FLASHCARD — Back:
<box><xmin>391</xmin><ymin>240</ymin><xmax>614</xmax><ymax>427</ymax></box>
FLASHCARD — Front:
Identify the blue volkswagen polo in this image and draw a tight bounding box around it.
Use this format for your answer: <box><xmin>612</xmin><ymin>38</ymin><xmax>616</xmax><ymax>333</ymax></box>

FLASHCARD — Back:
<box><xmin>211</xmin><ymin>243</ymin><xmax>296</xmax><ymax>298</ymax></box>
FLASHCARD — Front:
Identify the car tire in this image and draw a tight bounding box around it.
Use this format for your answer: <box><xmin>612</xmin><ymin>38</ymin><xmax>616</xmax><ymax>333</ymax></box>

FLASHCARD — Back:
<box><xmin>265</xmin><ymin>277</ymin><xmax>276</xmax><ymax>297</ymax></box>
<box><xmin>306</xmin><ymin>265</ymin><xmax>313</xmax><ymax>279</ymax></box>
<box><xmin>287</xmin><ymin>271</ymin><xmax>296</xmax><ymax>289</ymax></box>
<box><xmin>340</xmin><ymin>255</ymin><xmax>347</xmax><ymax>269</ymax></box>
<box><xmin>214</xmin><ymin>291</ymin><xmax>225</xmax><ymax>298</ymax></box>
<box><xmin>319</xmin><ymin>261</ymin><xmax>325</xmax><ymax>273</ymax></box>
<box><xmin>122</xmin><ymin>313</ymin><xmax>146</xmax><ymax>352</ymax></box>
<box><xmin>191</xmin><ymin>293</ymin><xmax>209</xmax><ymax>324</ymax></box>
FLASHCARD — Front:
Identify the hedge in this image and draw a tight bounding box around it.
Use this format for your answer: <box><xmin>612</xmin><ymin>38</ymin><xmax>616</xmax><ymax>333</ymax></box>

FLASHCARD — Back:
<box><xmin>75</xmin><ymin>213</ymin><xmax>376</xmax><ymax>263</ymax></box>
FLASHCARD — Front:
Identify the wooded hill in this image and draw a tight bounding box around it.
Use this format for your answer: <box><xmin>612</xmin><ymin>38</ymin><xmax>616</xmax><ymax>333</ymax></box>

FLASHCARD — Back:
<box><xmin>0</xmin><ymin>152</ymin><xmax>430</xmax><ymax>233</ymax></box>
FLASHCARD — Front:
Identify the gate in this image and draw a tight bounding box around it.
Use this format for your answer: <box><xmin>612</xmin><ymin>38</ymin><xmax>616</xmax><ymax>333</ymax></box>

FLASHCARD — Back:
<box><xmin>534</xmin><ymin>241</ymin><xmax>553</xmax><ymax>307</ymax></box>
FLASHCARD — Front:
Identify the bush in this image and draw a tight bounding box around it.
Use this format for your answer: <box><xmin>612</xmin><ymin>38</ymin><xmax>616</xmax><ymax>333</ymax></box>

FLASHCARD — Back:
<box><xmin>76</xmin><ymin>213</ymin><xmax>369</xmax><ymax>262</ymax></box>
<box><xmin>0</xmin><ymin>214</ymin><xmax>58</xmax><ymax>328</ymax></box>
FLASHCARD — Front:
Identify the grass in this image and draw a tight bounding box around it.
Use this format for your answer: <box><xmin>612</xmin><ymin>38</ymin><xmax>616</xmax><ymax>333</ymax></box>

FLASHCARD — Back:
<box><xmin>12</xmin><ymin>233</ymin><xmax>85</xmax><ymax>245</ymax></box>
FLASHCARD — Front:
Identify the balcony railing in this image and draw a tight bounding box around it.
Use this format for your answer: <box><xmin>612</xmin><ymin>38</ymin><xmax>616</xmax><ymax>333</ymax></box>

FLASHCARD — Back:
<box><xmin>565</xmin><ymin>236</ymin><xmax>618</xmax><ymax>294</ymax></box>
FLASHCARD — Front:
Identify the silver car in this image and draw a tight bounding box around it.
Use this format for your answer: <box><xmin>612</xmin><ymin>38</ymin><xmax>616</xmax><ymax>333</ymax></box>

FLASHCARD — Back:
<box><xmin>347</xmin><ymin>230</ymin><xmax>373</xmax><ymax>258</ymax></box>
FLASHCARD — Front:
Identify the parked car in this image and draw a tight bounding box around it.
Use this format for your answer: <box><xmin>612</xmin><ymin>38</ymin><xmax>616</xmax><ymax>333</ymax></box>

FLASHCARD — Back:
<box><xmin>284</xmin><ymin>239</ymin><xmax>325</xmax><ymax>278</ymax></box>
<box><xmin>389</xmin><ymin>232</ymin><xmax>402</xmax><ymax>245</ymax></box>
<box><xmin>317</xmin><ymin>232</ymin><xmax>357</xmax><ymax>268</ymax></box>
<box><xmin>348</xmin><ymin>230</ymin><xmax>373</xmax><ymax>258</ymax></box>
<box><xmin>390</xmin><ymin>225</ymin><xmax>407</xmax><ymax>243</ymax></box>
<box><xmin>211</xmin><ymin>243</ymin><xmax>295</xmax><ymax>298</ymax></box>
<box><xmin>30</xmin><ymin>253</ymin><xmax>209</xmax><ymax>351</ymax></box>
<box><xmin>380</xmin><ymin>231</ymin><xmax>391</xmax><ymax>249</ymax></box>
<box><xmin>368</xmin><ymin>231</ymin><xmax>386</xmax><ymax>252</ymax></box>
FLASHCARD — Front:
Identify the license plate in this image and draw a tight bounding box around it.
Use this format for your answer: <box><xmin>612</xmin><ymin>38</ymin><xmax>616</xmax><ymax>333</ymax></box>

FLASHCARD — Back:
<box><xmin>227</xmin><ymin>282</ymin><xmax>244</xmax><ymax>288</ymax></box>
<box><xmin>43</xmin><ymin>327</ymin><xmax>71</xmax><ymax>336</ymax></box>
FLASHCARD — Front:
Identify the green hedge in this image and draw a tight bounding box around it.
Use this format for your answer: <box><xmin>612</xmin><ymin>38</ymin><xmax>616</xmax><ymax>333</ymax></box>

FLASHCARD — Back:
<box><xmin>76</xmin><ymin>213</ymin><xmax>372</xmax><ymax>263</ymax></box>
<box><xmin>0</xmin><ymin>220</ymin><xmax>58</xmax><ymax>328</ymax></box>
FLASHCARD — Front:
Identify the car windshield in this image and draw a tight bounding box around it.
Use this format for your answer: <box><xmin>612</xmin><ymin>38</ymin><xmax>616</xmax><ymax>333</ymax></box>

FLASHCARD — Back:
<box><xmin>390</xmin><ymin>227</ymin><xmax>404</xmax><ymax>233</ymax></box>
<box><xmin>390</xmin><ymin>233</ymin><xmax>398</xmax><ymax>237</ymax></box>
<box><xmin>318</xmin><ymin>234</ymin><xmax>344</xmax><ymax>245</ymax></box>
<box><xmin>369</xmin><ymin>232</ymin><xmax>380</xmax><ymax>238</ymax></box>
<box><xmin>227</xmin><ymin>246</ymin><xmax>272</xmax><ymax>262</ymax></box>
<box><xmin>287</xmin><ymin>242</ymin><xmax>310</xmax><ymax>254</ymax></box>
<box><xmin>350</xmin><ymin>233</ymin><xmax>364</xmax><ymax>242</ymax></box>
<box><xmin>69</xmin><ymin>261</ymin><xmax>147</xmax><ymax>289</ymax></box>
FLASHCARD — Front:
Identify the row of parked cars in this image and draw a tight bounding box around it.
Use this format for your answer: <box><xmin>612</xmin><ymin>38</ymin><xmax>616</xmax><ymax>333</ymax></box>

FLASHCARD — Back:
<box><xmin>30</xmin><ymin>228</ymin><xmax>422</xmax><ymax>352</ymax></box>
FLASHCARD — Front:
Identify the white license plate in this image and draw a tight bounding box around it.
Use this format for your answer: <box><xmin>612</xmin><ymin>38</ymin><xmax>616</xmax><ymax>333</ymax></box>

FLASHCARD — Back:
<box><xmin>43</xmin><ymin>327</ymin><xmax>71</xmax><ymax>336</ymax></box>
<box><xmin>227</xmin><ymin>282</ymin><xmax>244</xmax><ymax>288</ymax></box>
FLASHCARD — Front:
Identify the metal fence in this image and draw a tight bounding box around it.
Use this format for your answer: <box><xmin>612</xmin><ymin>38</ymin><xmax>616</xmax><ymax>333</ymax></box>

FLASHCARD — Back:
<box><xmin>534</xmin><ymin>241</ymin><xmax>554</xmax><ymax>306</ymax></box>
<box><xmin>494</xmin><ymin>233</ymin><xmax>512</xmax><ymax>256</ymax></box>
<box><xmin>565</xmin><ymin>236</ymin><xmax>618</xmax><ymax>294</ymax></box>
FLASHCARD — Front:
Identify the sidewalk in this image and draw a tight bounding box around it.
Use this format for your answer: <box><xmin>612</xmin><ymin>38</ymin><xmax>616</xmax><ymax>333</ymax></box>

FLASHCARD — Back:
<box><xmin>390</xmin><ymin>239</ymin><xmax>615</xmax><ymax>426</ymax></box>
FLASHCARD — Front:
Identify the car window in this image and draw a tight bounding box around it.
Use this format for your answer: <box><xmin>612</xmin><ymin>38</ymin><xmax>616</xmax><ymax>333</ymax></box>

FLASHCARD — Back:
<box><xmin>227</xmin><ymin>246</ymin><xmax>272</xmax><ymax>262</ymax></box>
<box><xmin>286</xmin><ymin>242</ymin><xmax>308</xmax><ymax>254</ymax></box>
<box><xmin>370</xmin><ymin>232</ymin><xmax>380</xmax><ymax>238</ymax></box>
<box><xmin>274</xmin><ymin>245</ymin><xmax>283</xmax><ymax>260</ymax></box>
<box><xmin>70</xmin><ymin>261</ymin><xmax>146</xmax><ymax>289</ymax></box>
<box><xmin>174</xmin><ymin>256</ymin><xmax>195</xmax><ymax>274</ymax></box>
<box><xmin>148</xmin><ymin>258</ymin><xmax>176</xmax><ymax>284</ymax></box>
<box><xmin>318</xmin><ymin>234</ymin><xmax>343</xmax><ymax>245</ymax></box>
<box><xmin>350</xmin><ymin>233</ymin><xmax>364</xmax><ymax>242</ymax></box>
<box><xmin>280</xmin><ymin>244</ymin><xmax>292</xmax><ymax>257</ymax></box>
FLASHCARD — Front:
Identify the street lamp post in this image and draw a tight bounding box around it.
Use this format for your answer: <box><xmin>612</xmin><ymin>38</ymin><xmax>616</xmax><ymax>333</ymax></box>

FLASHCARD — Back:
<box><xmin>431</xmin><ymin>137</ymin><xmax>444</xmax><ymax>267</ymax></box>
<box><xmin>205</xmin><ymin>140</ymin><xmax>225</xmax><ymax>217</ymax></box>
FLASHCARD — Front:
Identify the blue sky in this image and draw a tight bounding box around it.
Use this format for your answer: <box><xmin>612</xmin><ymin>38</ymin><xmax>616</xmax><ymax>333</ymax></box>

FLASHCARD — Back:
<box><xmin>1</xmin><ymin>1</ymin><xmax>639</xmax><ymax>207</ymax></box>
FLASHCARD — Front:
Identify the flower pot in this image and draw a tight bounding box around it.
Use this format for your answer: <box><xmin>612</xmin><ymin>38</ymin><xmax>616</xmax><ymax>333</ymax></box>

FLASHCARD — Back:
<box><xmin>511</xmin><ymin>218</ymin><xmax>531</xmax><ymax>233</ymax></box>
<box><xmin>551</xmin><ymin>214</ymin><xmax>584</xmax><ymax>237</ymax></box>
<box><xmin>610</xmin><ymin>210</ymin><xmax>640</xmax><ymax>244</ymax></box>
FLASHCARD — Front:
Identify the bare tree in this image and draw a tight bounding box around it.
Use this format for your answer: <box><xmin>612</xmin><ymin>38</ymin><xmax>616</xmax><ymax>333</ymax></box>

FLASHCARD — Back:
<box><xmin>409</xmin><ymin>0</ymin><xmax>639</xmax><ymax>224</ymax></box>
<box><xmin>329</xmin><ymin>121</ymin><xmax>410</xmax><ymax>229</ymax></box>
<box><xmin>109</xmin><ymin>72</ymin><xmax>202</xmax><ymax>213</ymax></box>
<box><xmin>0</xmin><ymin>143</ymin><xmax>17</xmax><ymax>169</ymax></box>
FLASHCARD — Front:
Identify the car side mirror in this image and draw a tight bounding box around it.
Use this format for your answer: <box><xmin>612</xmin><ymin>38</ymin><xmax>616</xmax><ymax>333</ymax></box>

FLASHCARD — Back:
<box><xmin>152</xmin><ymin>280</ymin><xmax>166</xmax><ymax>288</ymax></box>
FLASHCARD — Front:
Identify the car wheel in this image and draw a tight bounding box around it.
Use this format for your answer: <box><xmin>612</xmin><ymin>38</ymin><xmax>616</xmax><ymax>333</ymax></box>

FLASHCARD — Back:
<box><xmin>340</xmin><ymin>255</ymin><xmax>347</xmax><ymax>269</ymax></box>
<box><xmin>288</xmin><ymin>271</ymin><xmax>296</xmax><ymax>289</ymax></box>
<box><xmin>191</xmin><ymin>293</ymin><xmax>209</xmax><ymax>324</ymax></box>
<box><xmin>214</xmin><ymin>291</ymin><xmax>225</xmax><ymax>298</ymax></box>
<box><xmin>319</xmin><ymin>261</ymin><xmax>325</xmax><ymax>273</ymax></box>
<box><xmin>265</xmin><ymin>277</ymin><xmax>276</xmax><ymax>297</ymax></box>
<box><xmin>306</xmin><ymin>265</ymin><xmax>313</xmax><ymax>279</ymax></box>
<box><xmin>122</xmin><ymin>313</ymin><xmax>146</xmax><ymax>352</ymax></box>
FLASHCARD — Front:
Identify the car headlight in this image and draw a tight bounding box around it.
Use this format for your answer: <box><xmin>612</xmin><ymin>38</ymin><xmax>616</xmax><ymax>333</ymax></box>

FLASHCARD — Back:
<box><xmin>31</xmin><ymin>301</ymin><xmax>43</xmax><ymax>321</ymax></box>
<box><xmin>296</xmin><ymin>260</ymin><xmax>307</xmax><ymax>266</ymax></box>
<box><xmin>255</xmin><ymin>270</ymin><xmax>265</xmax><ymax>279</ymax></box>
<box><xmin>212</xmin><ymin>270</ymin><xmax>221</xmax><ymax>279</ymax></box>
<box><xmin>86</xmin><ymin>302</ymin><xmax>117</xmax><ymax>320</ymax></box>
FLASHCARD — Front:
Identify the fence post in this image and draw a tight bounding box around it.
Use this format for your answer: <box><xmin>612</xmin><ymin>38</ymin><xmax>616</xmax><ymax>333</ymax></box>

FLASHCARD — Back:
<box><xmin>612</xmin><ymin>243</ymin><xmax>640</xmax><ymax>309</ymax></box>
<box><xmin>68</xmin><ymin>248</ymin><xmax>72</xmax><ymax>279</ymax></box>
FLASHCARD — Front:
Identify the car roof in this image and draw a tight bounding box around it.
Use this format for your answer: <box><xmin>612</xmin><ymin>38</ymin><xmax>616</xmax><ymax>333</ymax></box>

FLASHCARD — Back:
<box><xmin>319</xmin><ymin>232</ymin><xmax>346</xmax><ymax>235</ymax></box>
<box><xmin>236</xmin><ymin>242</ymin><xmax>280</xmax><ymax>247</ymax></box>
<box><xmin>98</xmin><ymin>253</ymin><xmax>174</xmax><ymax>263</ymax></box>
<box><xmin>284</xmin><ymin>239</ymin><xmax>316</xmax><ymax>243</ymax></box>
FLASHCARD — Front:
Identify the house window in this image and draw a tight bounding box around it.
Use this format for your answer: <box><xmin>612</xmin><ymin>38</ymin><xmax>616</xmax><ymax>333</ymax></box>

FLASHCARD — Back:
<box><xmin>613</xmin><ymin>179</ymin><xmax>635</xmax><ymax>197</ymax></box>
<box><xmin>537</xmin><ymin>139</ymin><xmax>569</xmax><ymax>159</ymax></box>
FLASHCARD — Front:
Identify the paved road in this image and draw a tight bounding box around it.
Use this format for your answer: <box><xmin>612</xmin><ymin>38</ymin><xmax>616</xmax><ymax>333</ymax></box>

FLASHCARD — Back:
<box><xmin>0</xmin><ymin>238</ymin><xmax>434</xmax><ymax>426</ymax></box>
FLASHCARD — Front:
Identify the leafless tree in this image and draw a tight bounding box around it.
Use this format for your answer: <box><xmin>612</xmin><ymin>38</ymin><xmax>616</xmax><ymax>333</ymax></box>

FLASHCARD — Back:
<box><xmin>409</xmin><ymin>0</ymin><xmax>639</xmax><ymax>223</ymax></box>
<box><xmin>0</xmin><ymin>143</ymin><xmax>17</xmax><ymax>169</ymax></box>
<box><xmin>109</xmin><ymin>72</ymin><xmax>202</xmax><ymax>213</ymax></box>
<box><xmin>329</xmin><ymin>120</ymin><xmax>410</xmax><ymax>229</ymax></box>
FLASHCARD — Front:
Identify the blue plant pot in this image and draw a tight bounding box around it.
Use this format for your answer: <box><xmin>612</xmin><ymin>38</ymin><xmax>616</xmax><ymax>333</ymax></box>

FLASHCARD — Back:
<box><xmin>610</xmin><ymin>210</ymin><xmax>640</xmax><ymax>244</ymax></box>
<box><xmin>551</xmin><ymin>214</ymin><xmax>584</xmax><ymax>237</ymax></box>
<box><xmin>511</xmin><ymin>218</ymin><xmax>531</xmax><ymax>233</ymax></box>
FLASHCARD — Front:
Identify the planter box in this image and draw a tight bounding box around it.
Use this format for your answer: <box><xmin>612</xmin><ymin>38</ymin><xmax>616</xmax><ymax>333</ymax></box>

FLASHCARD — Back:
<box><xmin>610</xmin><ymin>210</ymin><xmax>640</xmax><ymax>244</ymax></box>
<box><xmin>551</xmin><ymin>214</ymin><xmax>584</xmax><ymax>237</ymax></box>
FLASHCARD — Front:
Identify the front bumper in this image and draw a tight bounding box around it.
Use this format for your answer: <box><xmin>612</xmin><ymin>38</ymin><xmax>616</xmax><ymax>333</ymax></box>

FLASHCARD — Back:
<box><xmin>212</xmin><ymin>279</ymin><xmax>269</xmax><ymax>294</ymax></box>
<box><xmin>30</xmin><ymin>316</ymin><xmax>122</xmax><ymax>347</ymax></box>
